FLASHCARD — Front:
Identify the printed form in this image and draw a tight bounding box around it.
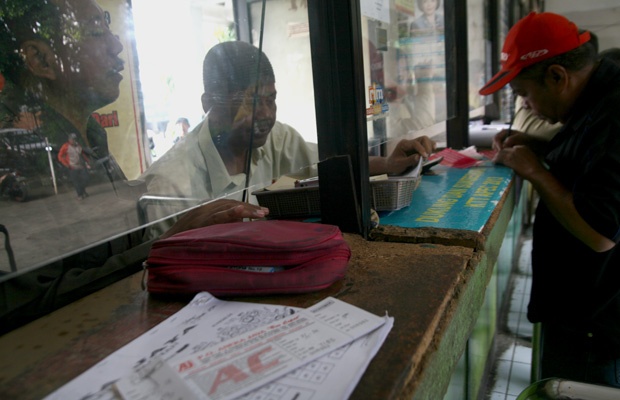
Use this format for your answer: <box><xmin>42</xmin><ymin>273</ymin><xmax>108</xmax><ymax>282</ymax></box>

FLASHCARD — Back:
<box><xmin>46</xmin><ymin>292</ymin><xmax>393</xmax><ymax>400</ymax></box>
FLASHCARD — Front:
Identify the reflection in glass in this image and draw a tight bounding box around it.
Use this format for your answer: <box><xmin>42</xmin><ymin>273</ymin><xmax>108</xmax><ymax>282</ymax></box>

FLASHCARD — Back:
<box><xmin>362</xmin><ymin>0</ymin><xmax>448</xmax><ymax>158</ymax></box>
<box><xmin>0</xmin><ymin>0</ymin><xmax>322</xmax><ymax>330</ymax></box>
<box><xmin>0</xmin><ymin>0</ymin><xmax>439</xmax><ymax>331</ymax></box>
<box><xmin>0</xmin><ymin>0</ymin><xmax>322</xmax><ymax>276</ymax></box>
<box><xmin>0</xmin><ymin>0</ymin><xmax>142</xmax><ymax>275</ymax></box>
<box><xmin>139</xmin><ymin>40</ymin><xmax>318</xmax><ymax>238</ymax></box>
<box><xmin>468</xmin><ymin>0</ymin><xmax>489</xmax><ymax>118</ymax></box>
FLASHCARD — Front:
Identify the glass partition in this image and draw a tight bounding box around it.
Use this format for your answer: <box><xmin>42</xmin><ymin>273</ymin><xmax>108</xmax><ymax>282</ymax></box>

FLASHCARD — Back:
<box><xmin>0</xmin><ymin>0</ymin><xmax>482</xmax><ymax>330</ymax></box>
<box><xmin>467</xmin><ymin>0</ymin><xmax>488</xmax><ymax>119</ymax></box>
<box><xmin>0</xmin><ymin>0</ymin><xmax>319</xmax><ymax>327</ymax></box>
<box><xmin>361</xmin><ymin>0</ymin><xmax>449</xmax><ymax>158</ymax></box>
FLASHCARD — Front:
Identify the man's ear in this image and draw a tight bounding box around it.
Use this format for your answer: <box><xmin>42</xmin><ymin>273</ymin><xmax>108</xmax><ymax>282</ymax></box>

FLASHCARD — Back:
<box><xmin>545</xmin><ymin>65</ymin><xmax>568</xmax><ymax>90</ymax></box>
<box><xmin>21</xmin><ymin>40</ymin><xmax>57</xmax><ymax>80</ymax></box>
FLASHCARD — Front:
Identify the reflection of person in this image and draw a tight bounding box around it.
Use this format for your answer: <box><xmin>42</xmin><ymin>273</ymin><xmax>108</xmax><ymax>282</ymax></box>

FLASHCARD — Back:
<box><xmin>405</xmin><ymin>0</ymin><xmax>445</xmax><ymax>121</ymax></box>
<box><xmin>58</xmin><ymin>133</ymin><xmax>91</xmax><ymax>200</ymax></box>
<box><xmin>172</xmin><ymin>117</ymin><xmax>190</xmax><ymax>143</ymax></box>
<box><xmin>387</xmin><ymin>55</ymin><xmax>436</xmax><ymax>135</ymax></box>
<box><xmin>0</xmin><ymin>0</ymin><xmax>126</xmax><ymax>182</ymax></box>
<box><xmin>141</xmin><ymin>41</ymin><xmax>318</xmax><ymax>206</ymax></box>
<box><xmin>0</xmin><ymin>1</ymin><xmax>274</xmax><ymax>332</ymax></box>
<box><xmin>142</xmin><ymin>41</ymin><xmax>435</xmax><ymax>207</ymax></box>
<box><xmin>480</xmin><ymin>12</ymin><xmax>620</xmax><ymax>387</ymax></box>
<box><xmin>410</xmin><ymin>0</ymin><xmax>444</xmax><ymax>34</ymax></box>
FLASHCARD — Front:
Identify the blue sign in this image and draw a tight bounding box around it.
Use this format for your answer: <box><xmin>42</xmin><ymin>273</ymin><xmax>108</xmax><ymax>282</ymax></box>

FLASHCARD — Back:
<box><xmin>378</xmin><ymin>165</ymin><xmax>513</xmax><ymax>232</ymax></box>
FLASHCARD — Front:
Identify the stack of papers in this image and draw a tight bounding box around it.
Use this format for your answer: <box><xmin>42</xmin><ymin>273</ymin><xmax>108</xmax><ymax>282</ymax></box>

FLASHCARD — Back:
<box><xmin>46</xmin><ymin>293</ymin><xmax>393</xmax><ymax>400</ymax></box>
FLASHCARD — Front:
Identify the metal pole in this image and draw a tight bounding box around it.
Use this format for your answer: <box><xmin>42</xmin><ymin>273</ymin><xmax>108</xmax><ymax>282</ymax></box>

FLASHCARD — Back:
<box><xmin>45</xmin><ymin>137</ymin><xmax>58</xmax><ymax>195</ymax></box>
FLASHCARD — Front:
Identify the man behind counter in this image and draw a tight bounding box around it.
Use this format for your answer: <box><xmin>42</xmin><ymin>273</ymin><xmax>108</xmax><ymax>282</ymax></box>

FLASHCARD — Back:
<box><xmin>141</xmin><ymin>41</ymin><xmax>436</xmax><ymax>236</ymax></box>
<box><xmin>480</xmin><ymin>12</ymin><xmax>620</xmax><ymax>387</ymax></box>
<box><xmin>0</xmin><ymin>0</ymin><xmax>270</xmax><ymax>332</ymax></box>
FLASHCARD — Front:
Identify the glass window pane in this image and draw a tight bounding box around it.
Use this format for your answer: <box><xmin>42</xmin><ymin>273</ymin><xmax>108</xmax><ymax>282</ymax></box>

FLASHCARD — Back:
<box><xmin>0</xmin><ymin>0</ymin><xmax>318</xmax><ymax>303</ymax></box>
<box><xmin>361</xmin><ymin>0</ymin><xmax>448</xmax><ymax>157</ymax></box>
<box><xmin>468</xmin><ymin>0</ymin><xmax>489</xmax><ymax>119</ymax></box>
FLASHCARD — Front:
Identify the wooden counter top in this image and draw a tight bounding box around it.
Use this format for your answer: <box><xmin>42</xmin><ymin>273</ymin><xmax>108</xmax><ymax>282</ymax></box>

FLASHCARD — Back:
<box><xmin>0</xmin><ymin>166</ymin><xmax>520</xmax><ymax>399</ymax></box>
<box><xmin>0</xmin><ymin>236</ymin><xmax>474</xmax><ymax>400</ymax></box>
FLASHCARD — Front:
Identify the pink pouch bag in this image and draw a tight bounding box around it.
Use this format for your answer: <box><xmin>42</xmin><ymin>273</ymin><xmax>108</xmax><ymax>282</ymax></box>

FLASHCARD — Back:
<box><xmin>145</xmin><ymin>220</ymin><xmax>351</xmax><ymax>296</ymax></box>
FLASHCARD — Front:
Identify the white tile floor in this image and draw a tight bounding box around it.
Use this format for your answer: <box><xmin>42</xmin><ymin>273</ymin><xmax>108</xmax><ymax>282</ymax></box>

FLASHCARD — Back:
<box><xmin>485</xmin><ymin>234</ymin><xmax>534</xmax><ymax>400</ymax></box>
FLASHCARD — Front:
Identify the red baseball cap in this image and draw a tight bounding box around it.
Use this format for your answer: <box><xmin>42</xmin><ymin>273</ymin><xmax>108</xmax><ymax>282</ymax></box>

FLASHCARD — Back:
<box><xmin>479</xmin><ymin>12</ymin><xmax>591</xmax><ymax>95</ymax></box>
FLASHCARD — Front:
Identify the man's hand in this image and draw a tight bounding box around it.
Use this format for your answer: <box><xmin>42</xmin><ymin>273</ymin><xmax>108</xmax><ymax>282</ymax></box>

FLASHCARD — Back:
<box><xmin>492</xmin><ymin>129</ymin><xmax>528</xmax><ymax>151</ymax></box>
<box><xmin>370</xmin><ymin>136</ymin><xmax>436</xmax><ymax>176</ymax></box>
<box><xmin>493</xmin><ymin>145</ymin><xmax>546</xmax><ymax>181</ymax></box>
<box><xmin>492</xmin><ymin>129</ymin><xmax>548</xmax><ymax>156</ymax></box>
<box><xmin>160</xmin><ymin>199</ymin><xmax>269</xmax><ymax>239</ymax></box>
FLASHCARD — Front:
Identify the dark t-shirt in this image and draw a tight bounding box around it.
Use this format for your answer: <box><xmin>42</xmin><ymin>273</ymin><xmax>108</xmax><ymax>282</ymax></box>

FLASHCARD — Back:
<box><xmin>39</xmin><ymin>104</ymin><xmax>126</xmax><ymax>182</ymax></box>
<box><xmin>528</xmin><ymin>58</ymin><xmax>620</xmax><ymax>355</ymax></box>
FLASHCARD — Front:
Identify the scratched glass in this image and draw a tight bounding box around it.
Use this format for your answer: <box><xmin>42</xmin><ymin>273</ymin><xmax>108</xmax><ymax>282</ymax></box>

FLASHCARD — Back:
<box><xmin>0</xmin><ymin>0</ymin><xmax>454</xmax><ymax>330</ymax></box>
<box><xmin>364</xmin><ymin>0</ymin><xmax>449</xmax><ymax>157</ymax></box>
<box><xmin>0</xmin><ymin>0</ymin><xmax>318</xmax><ymax>319</ymax></box>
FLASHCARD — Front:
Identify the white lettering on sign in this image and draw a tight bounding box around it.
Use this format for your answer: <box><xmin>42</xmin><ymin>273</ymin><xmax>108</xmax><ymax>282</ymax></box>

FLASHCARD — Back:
<box><xmin>520</xmin><ymin>49</ymin><xmax>549</xmax><ymax>60</ymax></box>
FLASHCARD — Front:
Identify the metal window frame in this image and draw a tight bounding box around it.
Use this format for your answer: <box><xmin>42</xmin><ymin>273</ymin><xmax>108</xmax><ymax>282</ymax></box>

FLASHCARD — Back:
<box><xmin>306</xmin><ymin>0</ymin><xmax>478</xmax><ymax>234</ymax></box>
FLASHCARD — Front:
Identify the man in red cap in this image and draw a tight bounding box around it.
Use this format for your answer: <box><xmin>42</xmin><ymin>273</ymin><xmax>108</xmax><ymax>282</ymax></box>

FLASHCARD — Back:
<box><xmin>480</xmin><ymin>12</ymin><xmax>620</xmax><ymax>387</ymax></box>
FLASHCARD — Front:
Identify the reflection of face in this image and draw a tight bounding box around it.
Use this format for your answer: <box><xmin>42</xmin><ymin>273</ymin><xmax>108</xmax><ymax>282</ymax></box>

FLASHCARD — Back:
<box><xmin>52</xmin><ymin>0</ymin><xmax>125</xmax><ymax>109</ymax></box>
<box><xmin>511</xmin><ymin>76</ymin><xmax>559</xmax><ymax>124</ymax></box>
<box><xmin>421</xmin><ymin>0</ymin><xmax>438</xmax><ymax>16</ymax></box>
<box><xmin>227</xmin><ymin>83</ymin><xmax>277</xmax><ymax>149</ymax></box>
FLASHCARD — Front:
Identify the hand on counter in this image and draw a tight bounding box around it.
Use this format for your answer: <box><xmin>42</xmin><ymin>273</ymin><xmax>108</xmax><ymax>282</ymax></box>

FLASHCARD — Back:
<box><xmin>160</xmin><ymin>199</ymin><xmax>269</xmax><ymax>239</ymax></box>
<box><xmin>370</xmin><ymin>136</ymin><xmax>437</xmax><ymax>176</ymax></box>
